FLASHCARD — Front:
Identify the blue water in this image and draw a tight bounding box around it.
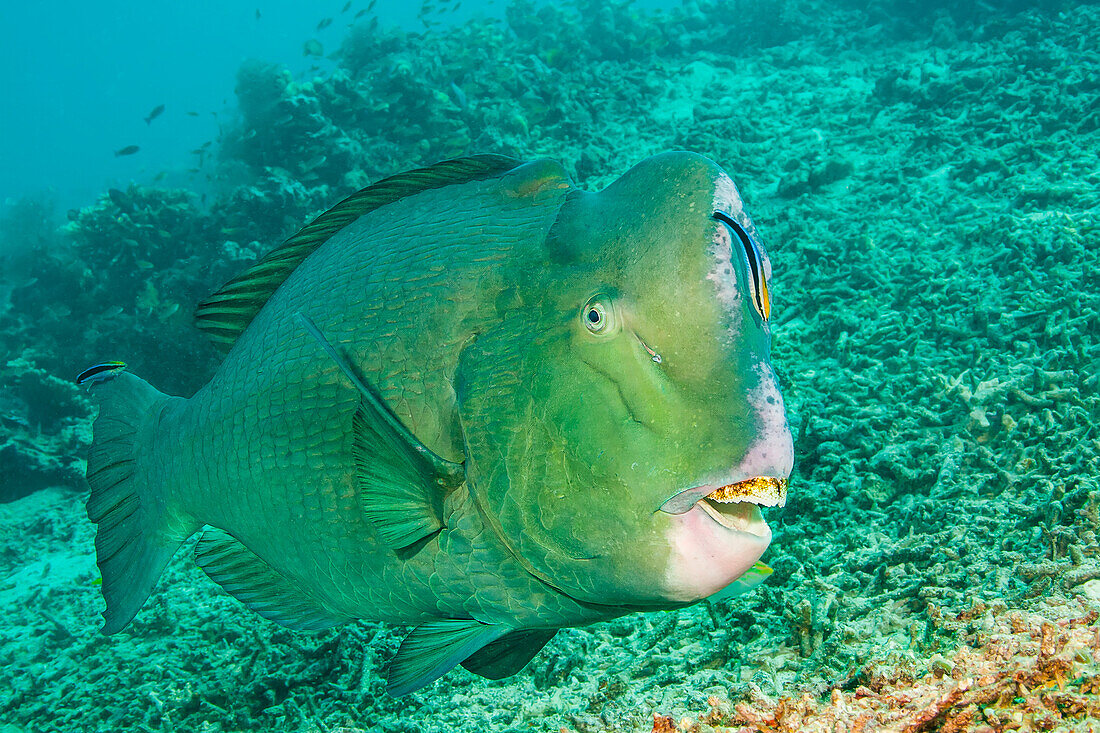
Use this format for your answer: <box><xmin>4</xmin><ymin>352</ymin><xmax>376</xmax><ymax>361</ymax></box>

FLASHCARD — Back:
<box><xmin>0</xmin><ymin>0</ymin><xmax>502</xmax><ymax>212</ymax></box>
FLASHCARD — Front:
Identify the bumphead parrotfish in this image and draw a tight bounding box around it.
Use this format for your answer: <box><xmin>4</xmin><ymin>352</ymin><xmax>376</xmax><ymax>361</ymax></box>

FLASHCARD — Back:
<box><xmin>80</xmin><ymin>153</ymin><xmax>794</xmax><ymax>695</ymax></box>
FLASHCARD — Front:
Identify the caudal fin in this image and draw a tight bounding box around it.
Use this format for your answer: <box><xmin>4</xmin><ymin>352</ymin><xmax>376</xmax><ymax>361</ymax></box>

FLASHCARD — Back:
<box><xmin>83</xmin><ymin>369</ymin><xmax>195</xmax><ymax>633</ymax></box>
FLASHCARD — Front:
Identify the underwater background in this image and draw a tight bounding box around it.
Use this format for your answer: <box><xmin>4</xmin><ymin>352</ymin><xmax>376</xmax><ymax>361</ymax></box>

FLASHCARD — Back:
<box><xmin>1</xmin><ymin>0</ymin><xmax>1099</xmax><ymax>730</ymax></box>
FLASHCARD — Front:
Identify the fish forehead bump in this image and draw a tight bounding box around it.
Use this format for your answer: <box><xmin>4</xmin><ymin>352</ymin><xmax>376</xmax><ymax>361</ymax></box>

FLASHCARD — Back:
<box><xmin>613</xmin><ymin>151</ymin><xmax>726</xmax><ymax>211</ymax></box>
<box><xmin>549</xmin><ymin>152</ymin><xmax>728</xmax><ymax>264</ymax></box>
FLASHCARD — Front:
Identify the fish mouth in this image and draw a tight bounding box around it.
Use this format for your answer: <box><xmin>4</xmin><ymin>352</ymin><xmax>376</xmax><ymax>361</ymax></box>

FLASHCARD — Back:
<box><xmin>659</xmin><ymin>476</ymin><xmax>789</xmax><ymax>518</ymax></box>
<box><xmin>696</xmin><ymin>498</ymin><xmax>770</xmax><ymax>536</ymax></box>
<box><xmin>660</xmin><ymin>475</ymin><xmax>784</xmax><ymax>600</ymax></box>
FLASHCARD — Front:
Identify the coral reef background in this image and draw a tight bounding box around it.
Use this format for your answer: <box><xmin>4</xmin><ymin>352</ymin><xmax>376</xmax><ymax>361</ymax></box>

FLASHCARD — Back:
<box><xmin>1</xmin><ymin>0</ymin><xmax>1098</xmax><ymax>730</ymax></box>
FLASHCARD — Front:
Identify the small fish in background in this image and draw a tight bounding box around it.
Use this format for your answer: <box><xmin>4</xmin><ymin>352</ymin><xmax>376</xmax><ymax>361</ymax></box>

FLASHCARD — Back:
<box><xmin>341</xmin><ymin>1</ymin><xmax>352</xmax><ymax>12</ymax></box>
<box><xmin>0</xmin><ymin>413</ymin><xmax>30</xmax><ymax>430</ymax></box>
<box><xmin>143</xmin><ymin>104</ymin><xmax>165</xmax><ymax>125</ymax></box>
<box><xmin>191</xmin><ymin>141</ymin><xmax>212</xmax><ymax>168</ymax></box>
<box><xmin>449</xmin><ymin>81</ymin><xmax>468</xmax><ymax>110</ymax></box>
<box><xmin>186</xmin><ymin>111</ymin><xmax>200</xmax><ymax>117</ymax></box>
<box><xmin>159</xmin><ymin>302</ymin><xmax>180</xmax><ymax>321</ymax></box>
<box><xmin>113</xmin><ymin>145</ymin><xmax>140</xmax><ymax>157</ymax></box>
<box><xmin>255</xmin><ymin>8</ymin><xmax>261</xmax><ymax>20</ymax></box>
<box><xmin>107</xmin><ymin>188</ymin><xmax>134</xmax><ymax>213</ymax></box>
<box><xmin>316</xmin><ymin>17</ymin><xmax>332</xmax><ymax>31</ymax></box>
<box><xmin>303</xmin><ymin>39</ymin><xmax>324</xmax><ymax>57</ymax></box>
<box><xmin>354</xmin><ymin>8</ymin><xmax>367</xmax><ymax>18</ymax></box>
<box><xmin>367</xmin><ymin>0</ymin><xmax>377</xmax><ymax>10</ymax></box>
<box><xmin>76</xmin><ymin>361</ymin><xmax>127</xmax><ymax>386</ymax></box>
<box><xmin>301</xmin><ymin>154</ymin><xmax>327</xmax><ymax>172</ymax></box>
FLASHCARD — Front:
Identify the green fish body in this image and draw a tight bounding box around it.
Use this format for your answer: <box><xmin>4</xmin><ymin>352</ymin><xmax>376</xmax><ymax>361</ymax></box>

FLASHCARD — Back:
<box><xmin>83</xmin><ymin>153</ymin><xmax>793</xmax><ymax>694</ymax></box>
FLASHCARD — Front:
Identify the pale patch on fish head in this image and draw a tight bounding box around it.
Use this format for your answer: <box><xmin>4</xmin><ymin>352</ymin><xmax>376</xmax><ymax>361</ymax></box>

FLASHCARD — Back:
<box><xmin>704</xmin><ymin>213</ymin><xmax>745</xmax><ymax>337</ymax></box>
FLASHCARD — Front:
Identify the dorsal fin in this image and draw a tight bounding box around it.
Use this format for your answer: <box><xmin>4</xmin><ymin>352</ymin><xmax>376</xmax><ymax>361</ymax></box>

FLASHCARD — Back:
<box><xmin>195</xmin><ymin>154</ymin><xmax>522</xmax><ymax>349</ymax></box>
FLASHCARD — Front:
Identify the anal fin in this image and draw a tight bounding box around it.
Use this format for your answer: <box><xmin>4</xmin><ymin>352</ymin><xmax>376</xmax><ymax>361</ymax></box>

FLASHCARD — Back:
<box><xmin>194</xmin><ymin>528</ymin><xmax>350</xmax><ymax>631</ymax></box>
<box><xmin>387</xmin><ymin>619</ymin><xmax>512</xmax><ymax>696</ymax></box>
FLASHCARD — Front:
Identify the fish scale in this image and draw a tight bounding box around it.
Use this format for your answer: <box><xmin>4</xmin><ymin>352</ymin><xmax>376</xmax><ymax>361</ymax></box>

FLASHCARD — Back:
<box><xmin>81</xmin><ymin>153</ymin><xmax>793</xmax><ymax>694</ymax></box>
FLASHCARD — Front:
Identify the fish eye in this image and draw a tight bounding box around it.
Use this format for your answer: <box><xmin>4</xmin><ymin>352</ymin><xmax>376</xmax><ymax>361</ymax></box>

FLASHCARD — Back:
<box><xmin>584</xmin><ymin>304</ymin><xmax>606</xmax><ymax>332</ymax></box>
<box><xmin>581</xmin><ymin>296</ymin><xmax>613</xmax><ymax>335</ymax></box>
<box><xmin>713</xmin><ymin>211</ymin><xmax>771</xmax><ymax>323</ymax></box>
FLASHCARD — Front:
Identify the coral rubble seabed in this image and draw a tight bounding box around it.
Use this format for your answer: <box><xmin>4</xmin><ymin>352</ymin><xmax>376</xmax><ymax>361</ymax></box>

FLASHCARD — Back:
<box><xmin>0</xmin><ymin>0</ymin><xmax>1098</xmax><ymax>731</ymax></box>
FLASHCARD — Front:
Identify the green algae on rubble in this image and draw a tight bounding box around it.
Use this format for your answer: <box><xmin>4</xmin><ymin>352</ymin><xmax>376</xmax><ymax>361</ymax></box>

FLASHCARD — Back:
<box><xmin>0</xmin><ymin>0</ymin><xmax>1099</xmax><ymax>731</ymax></box>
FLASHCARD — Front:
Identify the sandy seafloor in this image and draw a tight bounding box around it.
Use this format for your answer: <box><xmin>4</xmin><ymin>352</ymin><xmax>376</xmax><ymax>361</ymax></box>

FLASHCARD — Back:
<box><xmin>1</xmin><ymin>0</ymin><xmax>1099</xmax><ymax>730</ymax></box>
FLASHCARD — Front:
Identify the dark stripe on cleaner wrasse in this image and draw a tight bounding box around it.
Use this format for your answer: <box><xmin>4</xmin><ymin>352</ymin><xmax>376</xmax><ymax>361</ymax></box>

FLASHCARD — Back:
<box><xmin>77</xmin><ymin>361</ymin><xmax>127</xmax><ymax>385</ymax></box>
<box><xmin>714</xmin><ymin>211</ymin><xmax>770</xmax><ymax>322</ymax></box>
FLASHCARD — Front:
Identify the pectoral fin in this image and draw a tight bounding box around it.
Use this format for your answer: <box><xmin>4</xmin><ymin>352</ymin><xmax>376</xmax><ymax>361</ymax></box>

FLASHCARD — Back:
<box><xmin>387</xmin><ymin>620</ymin><xmax>512</xmax><ymax>696</ymax></box>
<box><xmin>298</xmin><ymin>313</ymin><xmax>464</xmax><ymax>549</ymax></box>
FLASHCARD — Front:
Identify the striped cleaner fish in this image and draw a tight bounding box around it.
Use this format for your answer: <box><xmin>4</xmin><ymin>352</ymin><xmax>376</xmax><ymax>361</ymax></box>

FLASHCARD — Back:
<box><xmin>80</xmin><ymin>153</ymin><xmax>794</xmax><ymax>695</ymax></box>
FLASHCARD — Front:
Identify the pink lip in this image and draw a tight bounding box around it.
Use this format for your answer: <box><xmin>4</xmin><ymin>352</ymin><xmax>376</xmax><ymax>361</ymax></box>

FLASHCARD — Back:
<box><xmin>661</xmin><ymin>500</ymin><xmax>772</xmax><ymax>601</ymax></box>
